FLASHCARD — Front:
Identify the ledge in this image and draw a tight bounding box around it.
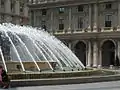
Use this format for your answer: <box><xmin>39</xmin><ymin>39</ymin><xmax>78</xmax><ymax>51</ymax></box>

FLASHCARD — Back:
<box><xmin>10</xmin><ymin>74</ymin><xmax>120</xmax><ymax>87</ymax></box>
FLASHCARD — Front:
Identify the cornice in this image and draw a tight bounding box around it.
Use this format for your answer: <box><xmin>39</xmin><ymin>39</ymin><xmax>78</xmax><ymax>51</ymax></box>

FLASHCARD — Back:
<box><xmin>55</xmin><ymin>31</ymin><xmax>120</xmax><ymax>40</ymax></box>
<box><xmin>28</xmin><ymin>0</ymin><xmax>117</xmax><ymax>9</ymax></box>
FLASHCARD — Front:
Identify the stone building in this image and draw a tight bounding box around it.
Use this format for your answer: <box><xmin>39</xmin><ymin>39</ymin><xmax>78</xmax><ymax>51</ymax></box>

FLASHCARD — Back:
<box><xmin>28</xmin><ymin>0</ymin><xmax>120</xmax><ymax>68</ymax></box>
<box><xmin>0</xmin><ymin>0</ymin><xmax>29</xmax><ymax>25</ymax></box>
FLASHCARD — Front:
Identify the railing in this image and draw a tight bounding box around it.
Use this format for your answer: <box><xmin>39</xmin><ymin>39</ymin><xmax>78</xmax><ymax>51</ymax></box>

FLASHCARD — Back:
<box><xmin>28</xmin><ymin>0</ymin><xmax>70</xmax><ymax>4</ymax></box>
<box><xmin>101</xmin><ymin>27</ymin><xmax>117</xmax><ymax>32</ymax></box>
<box><xmin>50</xmin><ymin>28</ymin><xmax>87</xmax><ymax>34</ymax></box>
<box><xmin>50</xmin><ymin>27</ymin><xmax>119</xmax><ymax>34</ymax></box>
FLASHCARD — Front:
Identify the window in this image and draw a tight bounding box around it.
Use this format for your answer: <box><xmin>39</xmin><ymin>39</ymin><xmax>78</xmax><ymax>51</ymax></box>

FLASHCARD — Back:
<box><xmin>105</xmin><ymin>15</ymin><xmax>112</xmax><ymax>27</ymax></box>
<box><xmin>31</xmin><ymin>11</ymin><xmax>34</xmax><ymax>25</ymax></box>
<box><xmin>105</xmin><ymin>3</ymin><xmax>112</xmax><ymax>9</ymax></box>
<box><xmin>11</xmin><ymin>16</ymin><xmax>15</xmax><ymax>24</ymax></box>
<box><xmin>78</xmin><ymin>17</ymin><xmax>83</xmax><ymax>28</ymax></box>
<box><xmin>1</xmin><ymin>14</ymin><xmax>5</xmax><ymax>22</ymax></box>
<box><xmin>42</xmin><ymin>9</ymin><xmax>47</xmax><ymax>15</ymax></box>
<box><xmin>11</xmin><ymin>1</ymin><xmax>15</xmax><ymax>12</ymax></box>
<box><xmin>20</xmin><ymin>2</ymin><xmax>24</xmax><ymax>13</ymax></box>
<box><xmin>59</xmin><ymin>7</ymin><xmax>65</xmax><ymax>14</ymax></box>
<box><xmin>1</xmin><ymin>0</ymin><xmax>4</xmax><ymax>8</ymax></box>
<box><xmin>78</xmin><ymin>5</ymin><xmax>84</xmax><ymax>12</ymax></box>
<box><xmin>59</xmin><ymin>19</ymin><xmax>64</xmax><ymax>30</ymax></box>
<box><xmin>41</xmin><ymin>21</ymin><xmax>46</xmax><ymax>30</ymax></box>
<box><xmin>20</xmin><ymin>17</ymin><xmax>24</xmax><ymax>24</ymax></box>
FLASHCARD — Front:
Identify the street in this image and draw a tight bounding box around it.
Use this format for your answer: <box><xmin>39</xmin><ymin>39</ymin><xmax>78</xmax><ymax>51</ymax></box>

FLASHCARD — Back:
<box><xmin>3</xmin><ymin>80</ymin><xmax>120</xmax><ymax>90</ymax></box>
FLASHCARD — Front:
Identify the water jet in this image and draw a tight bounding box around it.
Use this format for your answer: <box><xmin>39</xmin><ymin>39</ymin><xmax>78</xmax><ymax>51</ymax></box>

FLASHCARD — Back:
<box><xmin>0</xmin><ymin>23</ymin><xmax>85</xmax><ymax>73</ymax></box>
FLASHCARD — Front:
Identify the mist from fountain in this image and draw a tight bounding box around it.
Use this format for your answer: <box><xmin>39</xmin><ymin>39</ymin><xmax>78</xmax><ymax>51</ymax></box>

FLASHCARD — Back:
<box><xmin>0</xmin><ymin>23</ymin><xmax>85</xmax><ymax>73</ymax></box>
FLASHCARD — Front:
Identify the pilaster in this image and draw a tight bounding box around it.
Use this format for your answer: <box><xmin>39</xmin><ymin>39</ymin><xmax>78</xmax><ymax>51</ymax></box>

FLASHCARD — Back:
<box><xmin>98</xmin><ymin>47</ymin><xmax>102</xmax><ymax>68</ymax></box>
<box><xmin>51</xmin><ymin>11</ymin><xmax>53</xmax><ymax>31</ymax></box>
<box><xmin>87</xmin><ymin>41</ymin><xmax>92</xmax><ymax>67</ymax></box>
<box><xmin>117</xmin><ymin>1</ymin><xmax>120</xmax><ymax>31</ymax></box>
<box><xmin>15</xmin><ymin>0</ymin><xmax>20</xmax><ymax>24</ymax></box>
<box><xmin>68</xmin><ymin>7</ymin><xmax>72</xmax><ymax>32</ymax></box>
<box><xmin>5</xmin><ymin>0</ymin><xmax>11</xmax><ymax>22</ymax></box>
<box><xmin>23</xmin><ymin>3</ymin><xmax>29</xmax><ymax>25</ymax></box>
<box><xmin>93</xmin><ymin>41</ymin><xmax>98</xmax><ymax>67</ymax></box>
<box><xmin>93</xmin><ymin>3</ymin><xmax>98</xmax><ymax>32</ymax></box>
<box><xmin>24</xmin><ymin>4</ymin><xmax>29</xmax><ymax>17</ymax></box>
<box><xmin>33</xmin><ymin>11</ymin><xmax>36</xmax><ymax>26</ymax></box>
<box><xmin>68</xmin><ymin>42</ymin><xmax>72</xmax><ymax>50</ymax></box>
<box><xmin>87</xmin><ymin>4</ymin><xmax>92</xmax><ymax>32</ymax></box>
<box><xmin>117</xmin><ymin>40</ymin><xmax>120</xmax><ymax>58</ymax></box>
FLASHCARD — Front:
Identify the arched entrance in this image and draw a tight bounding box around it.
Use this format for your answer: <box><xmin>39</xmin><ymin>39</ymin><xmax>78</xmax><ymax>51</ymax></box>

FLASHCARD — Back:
<box><xmin>101</xmin><ymin>40</ymin><xmax>115</xmax><ymax>67</ymax></box>
<box><xmin>74</xmin><ymin>41</ymin><xmax>86</xmax><ymax>66</ymax></box>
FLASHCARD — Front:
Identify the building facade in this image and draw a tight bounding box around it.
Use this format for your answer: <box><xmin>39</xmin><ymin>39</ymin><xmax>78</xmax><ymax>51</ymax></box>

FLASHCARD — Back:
<box><xmin>0</xmin><ymin>0</ymin><xmax>29</xmax><ymax>25</ymax></box>
<box><xmin>28</xmin><ymin>0</ymin><xmax>120</xmax><ymax>68</ymax></box>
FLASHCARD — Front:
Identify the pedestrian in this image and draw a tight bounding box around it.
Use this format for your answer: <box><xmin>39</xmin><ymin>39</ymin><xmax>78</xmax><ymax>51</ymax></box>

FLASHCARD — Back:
<box><xmin>115</xmin><ymin>55</ymin><xmax>120</xmax><ymax>67</ymax></box>
<box><xmin>0</xmin><ymin>65</ymin><xmax>10</xmax><ymax>89</ymax></box>
<box><xmin>0</xmin><ymin>65</ymin><xmax>4</xmax><ymax>88</ymax></box>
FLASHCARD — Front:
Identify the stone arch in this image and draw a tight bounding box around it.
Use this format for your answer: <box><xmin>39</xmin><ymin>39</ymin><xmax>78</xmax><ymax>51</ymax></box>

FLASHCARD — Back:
<box><xmin>101</xmin><ymin>40</ymin><xmax>116</xmax><ymax>67</ymax></box>
<box><xmin>72</xmin><ymin>40</ymin><xmax>87</xmax><ymax>49</ymax></box>
<box><xmin>74</xmin><ymin>41</ymin><xmax>86</xmax><ymax>66</ymax></box>
<box><xmin>100</xmin><ymin>39</ymin><xmax>116</xmax><ymax>47</ymax></box>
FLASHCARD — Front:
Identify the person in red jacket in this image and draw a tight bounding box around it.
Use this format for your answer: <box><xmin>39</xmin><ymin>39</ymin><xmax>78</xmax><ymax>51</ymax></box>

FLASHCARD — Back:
<box><xmin>0</xmin><ymin>65</ymin><xmax>10</xmax><ymax>89</ymax></box>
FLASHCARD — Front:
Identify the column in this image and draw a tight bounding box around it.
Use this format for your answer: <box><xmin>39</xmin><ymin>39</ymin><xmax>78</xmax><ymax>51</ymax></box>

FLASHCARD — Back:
<box><xmin>117</xmin><ymin>2</ymin><xmax>120</xmax><ymax>31</ymax></box>
<box><xmin>87</xmin><ymin>41</ymin><xmax>92</xmax><ymax>67</ymax></box>
<box><xmin>68</xmin><ymin>7</ymin><xmax>72</xmax><ymax>32</ymax></box>
<box><xmin>15</xmin><ymin>0</ymin><xmax>20</xmax><ymax>24</ymax></box>
<box><xmin>93</xmin><ymin>3</ymin><xmax>98</xmax><ymax>32</ymax></box>
<box><xmin>93</xmin><ymin>41</ymin><xmax>98</xmax><ymax>67</ymax></box>
<box><xmin>5</xmin><ymin>0</ymin><xmax>11</xmax><ymax>22</ymax></box>
<box><xmin>98</xmin><ymin>48</ymin><xmax>102</xmax><ymax>68</ymax></box>
<box><xmin>68</xmin><ymin>42</ymin><xmax>72</xmax><ymax>50</ymax></box>
<box><xmin>88</xmin><ymin>4</ymin><xmax>92</xmax><ymax>32</ymax></box>
<box><xmin>33</xmin><ymin>11</ymin><xmax>36</xmax><ymax>26</ymax></box>
<box><xmin>15</xmin><ymin>0</ymin><xmax>20</xmax><ymax>15</ymax></box>
<box><xmin>0</xmin><ymin>1</ymin><xmax>1</xmax><ymax>22</ymax></box>
<box><xmin>0</xmin><ymin>0</ymin><xmax>1</xmax><ymax>8</ymax></box>
<box><xmin>73</xmin><ymin>15</ymin><xmax>76</xmax><ymax>32</ymax></box>
<box><xmin>24</xmin><ymin>4</ymin><xmax>29</xmax><ymax>17</ymax></box>
<box><xmin>50</xmin><ymin>11</ymin><xmax>53</xmax><ymax>31</ymax></box>
<box><xmin>5</xmin><ymin>0</ymin><xmax>11</xmax><ymax>13</ymax></box>
<box><xmin>117</xmin><ymin>41</ymin><xmax>120</xmax><ymax>58</ymax></box>
<box><xmin>114</xmin><ymin>41</ymin><xmax>120</xmax><ymax>67</ymax></box>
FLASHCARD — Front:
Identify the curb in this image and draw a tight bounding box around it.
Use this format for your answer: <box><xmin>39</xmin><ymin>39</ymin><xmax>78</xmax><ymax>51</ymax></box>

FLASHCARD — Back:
<box><xmin>10</xmin><ymin>74</ymin><xmax>120</xmax><ymax>87</ymax></box>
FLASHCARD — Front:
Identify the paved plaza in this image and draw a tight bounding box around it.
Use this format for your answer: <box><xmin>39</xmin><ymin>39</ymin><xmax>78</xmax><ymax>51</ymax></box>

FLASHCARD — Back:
<box><xmin>2</xmin><ymin>80</ymin><xmax>120</xmax><ymax>90</ymax></box>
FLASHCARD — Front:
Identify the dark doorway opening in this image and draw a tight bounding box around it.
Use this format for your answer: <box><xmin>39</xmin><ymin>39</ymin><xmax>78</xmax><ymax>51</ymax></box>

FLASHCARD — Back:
<box><xmin>102</xmin><ymin>40</ymin><xmax>115</xmax><ymax>67</ymax></box>
<box><xmin>75</xmin><ymin>41</ymin><xmax>86</xmax><ymax>66</ymax></box>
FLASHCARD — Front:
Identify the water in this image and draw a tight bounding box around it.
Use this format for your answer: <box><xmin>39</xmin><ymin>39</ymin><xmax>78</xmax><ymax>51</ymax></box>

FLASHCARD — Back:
<box><xmin>0</xmin><ymin>23</ymin><xmax>85</xmax><ymax>73</ymax></box>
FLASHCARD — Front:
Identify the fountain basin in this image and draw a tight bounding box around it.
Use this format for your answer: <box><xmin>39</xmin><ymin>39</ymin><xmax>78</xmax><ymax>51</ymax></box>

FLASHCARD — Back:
<box><xmin>0</xmin><ymin>61</ymin><xmax>57</xmax><ymax>73</ymax></box>
<box><xmin>8</xmin><ymin>69</ymin><xmax>116</xmax><ymax>80</ymax></box>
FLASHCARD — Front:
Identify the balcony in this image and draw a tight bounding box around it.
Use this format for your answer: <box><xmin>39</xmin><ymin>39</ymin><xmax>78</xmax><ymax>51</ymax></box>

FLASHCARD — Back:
<box><xmin>51</xmin><ymin>27</ymin><xmax>120</xmax><ymax>40</ymax></box>
<box><xmin>101</xmin><ymin>27</ymin><xmax>117</xmax><ymax>32</ymax></box>
<box><xmin>50</xmin><ymin>27</ymin><xmax>118</xmax><ymax>35</ymax></box>
<box><xmin>51</xmin><ymin>28</ymin><xmax>89</xmax><ymax>34</ymax></box>
<box><xmin>28</xmin><ymin>0</ymin><xmax>74</xmax><ymax>4</ymax></box>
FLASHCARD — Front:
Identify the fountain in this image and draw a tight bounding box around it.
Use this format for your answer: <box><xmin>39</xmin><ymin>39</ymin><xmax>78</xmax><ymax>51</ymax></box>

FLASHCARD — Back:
<box><xmin>0</xmin><ymin>23</ymin><xmax>85</xmax><ymax>73</ymax></box>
